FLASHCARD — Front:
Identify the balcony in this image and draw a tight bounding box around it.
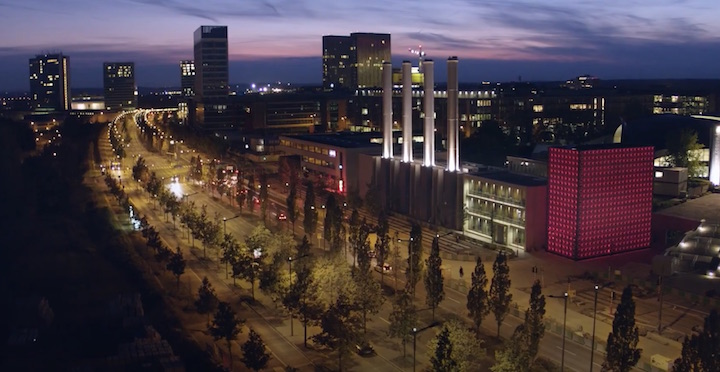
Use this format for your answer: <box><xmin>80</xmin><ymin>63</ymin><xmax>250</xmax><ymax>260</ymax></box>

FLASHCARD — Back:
<box><xmin>467</xmin><ymin>207</ymin><xmax>526</xmax><ymax>226</ymax></box>
<box><xmin>467</xmin><ymin>189</ymin><xmax>525</xmax><ymax>207</ymax></box>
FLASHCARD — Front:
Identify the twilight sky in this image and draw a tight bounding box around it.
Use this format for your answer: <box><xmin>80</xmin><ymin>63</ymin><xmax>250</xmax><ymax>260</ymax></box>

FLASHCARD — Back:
<box><xmin>1</xmin><ymin>0</ymin><xmax>720</xmax><ymax>91</ymax></box>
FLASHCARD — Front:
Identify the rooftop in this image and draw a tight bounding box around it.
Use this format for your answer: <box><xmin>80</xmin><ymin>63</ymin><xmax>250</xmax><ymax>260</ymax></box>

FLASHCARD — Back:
<box><xmin>281</xmin><ymin>132</ymin><xmax>382</xmax><ymax>149</ymax></box>
<box><xmin>468</xmin><ymin>169</ymin><xmax>547</xmax><ymax>187</ymax></box>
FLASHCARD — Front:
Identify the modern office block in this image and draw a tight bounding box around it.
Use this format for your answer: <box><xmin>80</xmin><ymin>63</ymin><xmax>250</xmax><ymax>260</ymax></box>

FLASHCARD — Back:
<box><xmin>29</xmin><ymin>53</ymin><xmax>71</xmax><ymax>112</ymax></box>
<box><xmin>104</xmin><ymin>62</ymin><xmax>136</xmax><ymax>111</ymax></box>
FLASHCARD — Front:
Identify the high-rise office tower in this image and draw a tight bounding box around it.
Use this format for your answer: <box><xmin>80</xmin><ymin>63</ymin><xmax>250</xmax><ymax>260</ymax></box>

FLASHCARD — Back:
<box><xmin>103</xmin><ymin>62</ymin><xmax>137</xmax><ymax>111</ymax></box>
<box><xmin>180</xmin><ymin>60</ymin><xmax>195</xmax><ymax>97</ymax></box>
<box><xmin>322</xmin><ymin>36</ymin><xmax>351</xmax><ymax>90</ymax></box>
<box><xmin>29</xmin><ymin>53</ymin><xmax>71</xmax><ymax>112</ymax></box>
<box><xmin>194</xmin><ymin>25</ymin><xmax>229</xmax><ymax>129</ymax></box>
<box><xmin>322</xmin><ymin>33</ymin><xmax>391</xmax><ymax>90</ymax></box>
<box><xmin>350</xmin><ymin>33</ymin><xmax>391</xmax><ymax>89</ymax></box>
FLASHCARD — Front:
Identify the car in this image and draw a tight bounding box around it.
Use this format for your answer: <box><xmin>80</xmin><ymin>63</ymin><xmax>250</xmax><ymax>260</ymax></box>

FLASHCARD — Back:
<box><xmin>355</xmin><ymin>341</ymin><xmax>375</xmax><ymax>357</ymax></box>
<box><xmin>278</xmin><ymin>212</ymin><xmax>287</xmax><ymax>221</ymax></box>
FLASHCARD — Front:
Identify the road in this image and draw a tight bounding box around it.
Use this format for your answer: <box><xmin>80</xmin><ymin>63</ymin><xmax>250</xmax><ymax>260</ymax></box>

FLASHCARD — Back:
<box><xmin>103</xmin><ymin>110</ymin><xmax>693</xmax><ymax>370</ymax></box>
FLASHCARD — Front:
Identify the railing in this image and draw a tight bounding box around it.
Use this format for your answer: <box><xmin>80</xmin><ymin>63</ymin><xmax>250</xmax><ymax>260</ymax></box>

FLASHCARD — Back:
<box><xmin>467</xmin><ymin>208</ymin><xmax>526</xmax><ymax>226</ymax></box>
<box><xmin>467</xmin><ymin>189</ymin><xmax>526</xmax><ymax>206</ymax></box>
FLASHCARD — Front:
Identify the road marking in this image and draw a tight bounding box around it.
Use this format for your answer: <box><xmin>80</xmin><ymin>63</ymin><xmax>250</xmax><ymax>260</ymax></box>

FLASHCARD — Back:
<box><xmin>379</xmin><ymin>316</ymin><xmax>391</xmax><ymax>324</ymax></box>
<box><xmin>448</xmin><ymin>297</ymin><xmax>462</xmax><ymax>304</ymax></box>
<box><xmin>556</xmin><ymin>345</ymin><xmax>577</xmax><ymax>356</ymax></box>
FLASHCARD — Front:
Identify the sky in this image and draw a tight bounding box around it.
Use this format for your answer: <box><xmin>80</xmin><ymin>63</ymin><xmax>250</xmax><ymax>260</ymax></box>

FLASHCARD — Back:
<box><xmin>1</xmin><ymin>0</ymin><xmax>720</xmax><ymax>91</ymax></box>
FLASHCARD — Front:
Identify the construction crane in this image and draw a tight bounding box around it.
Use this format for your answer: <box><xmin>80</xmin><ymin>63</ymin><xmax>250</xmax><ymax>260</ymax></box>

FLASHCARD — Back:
<box><xmin>409</xmin><ymin>45</ymin><xmax>426</xmax><ymax>72</ymax></box>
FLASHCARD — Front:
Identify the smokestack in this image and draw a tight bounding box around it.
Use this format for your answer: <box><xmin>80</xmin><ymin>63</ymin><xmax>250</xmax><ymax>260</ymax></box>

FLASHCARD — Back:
<box><xmin>423</xmin><ymin>60</ymin><xmax>435</xmax><ymax>167</ymax></box>
<box><xmin>402</xmin><ymin>61</ymin><xmax>412</xmax><ymax>162</ymax></box>
<box><xmin>447</xmin><ymin>57</ymin><xmax>459</xmax><ymax>172</ymax></box>
<box><xmin>382</xmin><ymin>62</ymin><xmax>393</xmax><ymax>159</ymax></box>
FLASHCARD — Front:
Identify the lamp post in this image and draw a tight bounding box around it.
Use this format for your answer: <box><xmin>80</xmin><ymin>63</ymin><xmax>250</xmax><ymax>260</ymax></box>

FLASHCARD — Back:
<box><xmin>549</xmin><ymin>292</ymin><xmax>569</xmax><ymax>371</ymax></box>
<box><xmin>223</xmin><ymin>215</ymin><xmax>240</xmax><ymax>236</ymax></box>
<box><xmin>413</xmin><ymin>321</ymin><xmax>440</xmax><ymax>372</ymax></box>
<box><xmin>590</xmin><ymin>284</ymin><xmax>599</xmax><ymax>372</ymax></box>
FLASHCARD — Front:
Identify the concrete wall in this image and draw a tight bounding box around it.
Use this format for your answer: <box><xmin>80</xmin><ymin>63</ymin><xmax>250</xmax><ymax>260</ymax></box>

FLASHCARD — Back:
<box><xmin>525</xmin><ymin>185</ymin><xmax>548</xmax><ymax>252</ymax></box>
<box><xmin>358</xmin><ymin>156</ymin><xmax>463</xmax><ymax>230</ymax></box>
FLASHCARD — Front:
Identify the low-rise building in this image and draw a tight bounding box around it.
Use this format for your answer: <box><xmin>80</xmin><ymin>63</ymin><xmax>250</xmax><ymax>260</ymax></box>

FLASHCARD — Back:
<box><xmin>464</xmin><ymin>170</ymin><xmax>547</xmax><ymax>252</ymax></box>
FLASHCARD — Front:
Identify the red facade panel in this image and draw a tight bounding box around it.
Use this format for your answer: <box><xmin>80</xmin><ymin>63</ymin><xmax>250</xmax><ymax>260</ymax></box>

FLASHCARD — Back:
<box><xmin>548</xmin><ymin>146</ymin><xmax>653</xmax><ymax>260</ymax></box>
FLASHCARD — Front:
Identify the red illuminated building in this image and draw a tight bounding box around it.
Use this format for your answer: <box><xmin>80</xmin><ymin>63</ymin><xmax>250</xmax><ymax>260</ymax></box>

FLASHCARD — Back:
<box><xmin>548</xmin><ymin>145</ymin><xmax>654</xmax><ymax>260</ymax></box>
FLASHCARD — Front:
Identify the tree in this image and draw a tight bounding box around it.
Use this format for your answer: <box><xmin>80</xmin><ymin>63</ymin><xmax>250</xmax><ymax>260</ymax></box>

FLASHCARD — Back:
<box><xmin>666</xmin><ymin>129</ymin><xmax>703</xmax><ymax>177</ymax></box>
<box><xmin>283</xmin><ymin>265</ymin><xmax>323</xmax><ymax>347</ymax></box>
<box><xmin>209</xmin><ymin>302</ymin><xmax>243</xmax><ymax>368</ymax></box>
<box><xmin>241</xmin><ymin>329</ymin><xmax>271</xmax><ymax>371</ymax></box>
<box><xmin>348</xmin><ymin>209</ymin><xmax>361</xmax><ymax>266</ymax></box>
<box><xmin>286</xmin><ymin>179</ymin><xmax>298</xmax><ymax>235</ymax></box>
<box><xmin>353</xmin><ymin>229</ymin><xmax>384</xmax><ymax>333</ymax></box>
<box><xmin>388</xmin><ymin>290</ymin><xmax>416</xmax><ymax>357</ymax></box>
<box><xmin>259</xmin><ymin>171</ymin><xmax>269</xmax><ymax>222</ymax></box>
<box><xmin>247</xmin><ymin>174</ymin><xmax>256</xmax><ymax>214</ymax></box>
<box><xmin>525</xmin><ymin>280</ymin><xmax>546</xmax><ymax>362</ymax></box>
<box><xmin>427</xmin><ymin>319</ymin><xmax>483</xmax><ymax>372</ymax></box>
<box><xmin>489</xmin><ymin>252</ymin><xmax>512</xmax><ymax>337</ymax></box>
<box><xmin>431</xmin><ymin>326</ymin><xmax>459</xmax><ymax>372</ymax></box>
<box><xmin>236</xmin><ymin>188</ymin><xmax>246</xmax><ymax>213</ymax></box>
<box><xmin>492</xmin><ymin>324</ymin><xmax>530</xmax><ymax>372</ymax></box>
<box><xmin>467</xmin><ymin>256</ymin><xmax>490</xmax><ymax>335</ymax></box>
<box><xmin>313</xmin><ymin>294</ymin><xmax>361</xmax><ymax>370</ymax></box>
<box><xmin>424</xmin><ymin>236</ymin><xmax>444</xmax><ymax>320</ymax></box>
<box><xmin>195</xmin><ymin>276</ymin><xmax>218</xmax><ymax>325</ymax></box>
<box><xmin>375</xmin><ymin>209</ymin><xmax>391</xmax><ymax>285</ymax></box>
<box><xmin>406</xmin><ymin>222</ymin><xmax>423</xmax><ymax>297</ymax></box>
<box><xmin>323</xmin><ymin>193</ymin><xmax>337</xmax><ymax>248</ymax></box>
<box><xmin>303</xmin><ymin>181</ymin><xmax>318</xmax><ymax>241</ymax></box>
<box><xmin>673</xmin><ymin>309</ymin><xmax>720</xmax><ymax>372</ymax></box>
<box><xmin>166</xmin><ymin>247</ymin><xmax>186</xmax><ymax>290</ymax></box>
<box><xmin>603</xmin><ymin>286</ymin><xmax>642</xmax><ymax>372</ymax></box>
<box><xmin>220</xmin><ymin>233</ymin><xmax>240</xmax><ymax>279</ymax></box>
<box><xmin>234</xmin><ymin>252</ymin><xmax>261</xmax><ymax>299</ymax></box>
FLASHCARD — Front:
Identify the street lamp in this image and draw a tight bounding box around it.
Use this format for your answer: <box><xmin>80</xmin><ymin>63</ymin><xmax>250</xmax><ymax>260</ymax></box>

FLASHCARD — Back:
<box><xmin>223</xmin><ymin>215</ymin><xmax>240</xmax><ymax>235</ymax></box>
<box><xmin>590</xmin><ymin>284</ymin><xmax>606</xmax><ymax>372</ymax></box>
<box><xmin>548</xmin><ymin>292</ymin><xmax>569</xmax><ymax>372</ymax></box>
<box><xmin>413</xmin><ymin>321</ymin><xmax>441</xmax><ymax>372</ymax></box>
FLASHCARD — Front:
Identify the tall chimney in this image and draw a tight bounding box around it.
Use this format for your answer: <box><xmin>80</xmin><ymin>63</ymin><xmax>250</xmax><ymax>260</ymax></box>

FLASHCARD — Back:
<box><xmin>447</xmin><ymin>57</ymin><xmax>459</xmax><ymax>172</ymax></box>
<box><xmin>423</xmin><ymin>59</ymin><xmax>435</xmax><ymax>167</ymax></box>
<box><xmin>382</xmin><ymin>62</ymin><xmax>393</xmax><ymax>159</ymax></box>
<box><xmin>402</xmin><ymin>61</ymin><xmax>413</xmax><ymax>162</ymax></box>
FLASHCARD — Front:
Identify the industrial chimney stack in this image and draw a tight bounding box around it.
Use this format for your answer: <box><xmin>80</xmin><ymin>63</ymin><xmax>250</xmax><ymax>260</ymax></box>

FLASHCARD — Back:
<box><xmin>423</xmin><ymin>60</ymin><xmax>435</xmax><ymax>167</ymax></box>
<box><xmin>382</xmin><ymin>62</ymin><xmax>393</xmax><ymax>159</ymax></box>
<box><xmin>402</xmin><ymin>61</ymin><xmax>413</xmax><ymax>162</ymax></box>
<box><xmin>447</xmin><ymin>57</ymin><xmax>459</xmax><ymax>171</ymax></box>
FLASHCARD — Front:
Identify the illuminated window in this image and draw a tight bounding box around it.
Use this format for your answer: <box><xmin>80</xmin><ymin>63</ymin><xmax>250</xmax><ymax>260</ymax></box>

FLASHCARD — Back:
<box><xmin>655</xmin><ymin>171</ymin><xmax>663</xmax><ymax>178</ymax></box>
<box><xmin>532</xmin><ymin>105</ymin><xmax>543</xmax><ymax>113</ymax></box>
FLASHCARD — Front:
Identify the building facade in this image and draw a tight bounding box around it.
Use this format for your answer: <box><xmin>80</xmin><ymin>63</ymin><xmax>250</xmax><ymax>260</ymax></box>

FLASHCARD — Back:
<box><xmin>322</xmin><ymin>33</ymin><xmax>390</xmax><ymax>91</ymax></box>
<box><xmin>180</xmin><ymin>60</ymin><xmax>195</xmax><ymax>98</ymax></box>
<box><xmin>547</xmin><ymin>145</ymin><xmax>654</xmax><ymax>260</ymax></box>
<box><xmin>279</xmin><ymin>133</ymin><xmax>382</xmax><ymax>195</ymax></box>
<box><xmin>322</xmin><ymin>36</ymin><xmax>352</xmax><ymax>91</ymax></box>
<box><xmin>193</xmin><ymin>25</ymin><xmax>230</xmax><ymax>129</ymax></box>
<box><xmin>464</xmin><ymin>171</ymin><xmax>547</xmax><ymax>252</ymax></box>
<box><xmin>29</xmin><ymin>53</ymin><xmax>71</xmax><ymax>112</ymax></box>
<box><xmin>103</xmin><ymin>62</ymin><xmax>137</xmax><ymax>111</ymax></box>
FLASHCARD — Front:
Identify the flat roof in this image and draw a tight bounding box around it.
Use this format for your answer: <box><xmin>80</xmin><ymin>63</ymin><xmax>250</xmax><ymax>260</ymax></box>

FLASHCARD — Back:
<box><xmin>281</xmin><ymin>132</ymin><xmax>382</xmax><ymax>149</ymax></box>
<box><xmin>553</xmin><ymin>143</ymin><xmax>654</xmax><ymax>151</ymax></box>
<box><xmin>468</xmin><ymin>170</ymin><xmax>547</xmax><ymax>187</ymax></box>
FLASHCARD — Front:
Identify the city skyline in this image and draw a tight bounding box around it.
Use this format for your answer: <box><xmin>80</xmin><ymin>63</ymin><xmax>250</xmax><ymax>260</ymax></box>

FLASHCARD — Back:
<box><xmin>1</xmin><ymin>0</ymin><xmax>720</xmax><ymax>91</ymax></box>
